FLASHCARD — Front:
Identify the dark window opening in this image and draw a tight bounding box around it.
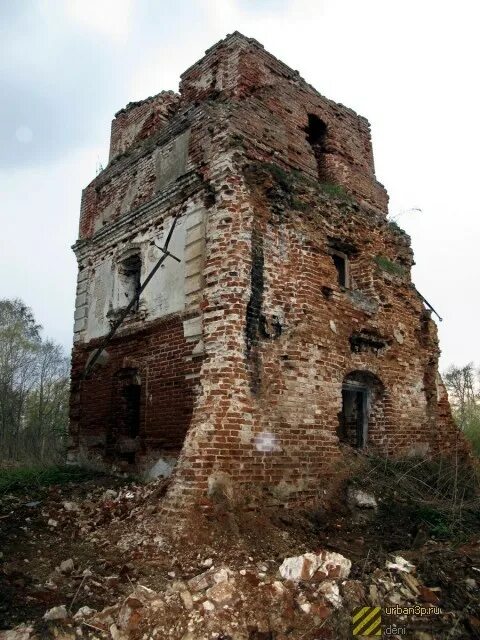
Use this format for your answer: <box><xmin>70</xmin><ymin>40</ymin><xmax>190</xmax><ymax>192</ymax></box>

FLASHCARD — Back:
<box><xmin>339</xmin><ymin>386</ymin><xmax>368</xmax><ymax>448</ymax></box>
<box><xmin>120</xmin><ymin>253</ymin><xmax>141</xmax><ymax>312</ymax></box>
<box><xmin>306</xmin><ymin>114</ymin><xmax>329</xmax><ymax>181</ymax></box>
<box><xmin>330</xmin><ymin>250</ymin><xmax>349</xmax><ymax>288</ymax></box>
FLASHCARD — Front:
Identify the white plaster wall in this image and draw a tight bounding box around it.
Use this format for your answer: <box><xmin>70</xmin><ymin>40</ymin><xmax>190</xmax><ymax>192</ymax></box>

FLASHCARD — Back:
<box><xmin>85</xmin><ymin>215</ymin><xmax>187</xmax><ymax>341</ymax></box>
<box><xmin>155</xmin><ymin>130</ymin><xmax>190</xmax><ymax>191</ymax></box>
<box><xmin>142</xmin><ymin>215</ymin><xmax>187</xmax><ymax>316</ymax></box>
<box><xmin>76</xmin><ymin>197</ymin><xmax>206</xmax><ymax>344</ymax></box>
<box><xmin>88</xmin><ymin>259</ymin><xmax>114</xmax><ymax>339</ymax></box>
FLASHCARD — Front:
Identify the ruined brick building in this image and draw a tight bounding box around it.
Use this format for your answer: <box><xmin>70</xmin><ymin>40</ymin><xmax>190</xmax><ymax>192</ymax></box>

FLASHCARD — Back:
<box><xmin>69</xmin><ymin>32</ymin><xmax>466</xmax><ymax>508</ymax></box>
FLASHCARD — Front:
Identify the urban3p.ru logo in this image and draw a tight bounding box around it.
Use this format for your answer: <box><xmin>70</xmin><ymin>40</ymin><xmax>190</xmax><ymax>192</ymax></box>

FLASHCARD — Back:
<box><xmin>352</xmin><ymin>606</ymin><xmax>382</xmax><ymax>636</ymax></box>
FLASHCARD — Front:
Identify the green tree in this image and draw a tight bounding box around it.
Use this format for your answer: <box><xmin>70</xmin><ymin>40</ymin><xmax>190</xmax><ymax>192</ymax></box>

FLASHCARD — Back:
<box><xmin>0</xmin><ymin>299</ymin><xmax>69</xmax><ymax>463</ymax></box>
<box><xmin>23</xmin><ymin>341</ymin><xmax>70</xmax><ymax>460</ymax></box>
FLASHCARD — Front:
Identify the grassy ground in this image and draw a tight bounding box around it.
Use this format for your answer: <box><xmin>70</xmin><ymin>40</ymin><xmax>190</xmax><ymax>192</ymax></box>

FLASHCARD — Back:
<box><xmin>0</xmin><ymin>464</ymin><xmax>113</xmax><ymax>494</ymax></box>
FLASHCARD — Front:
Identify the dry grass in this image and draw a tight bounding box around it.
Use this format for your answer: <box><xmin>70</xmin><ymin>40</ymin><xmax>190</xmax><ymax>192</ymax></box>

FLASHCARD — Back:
<box><xmin>352</xmin><ymin>454</ymin><xmax>480</xmax><ymax>541</ymax></box>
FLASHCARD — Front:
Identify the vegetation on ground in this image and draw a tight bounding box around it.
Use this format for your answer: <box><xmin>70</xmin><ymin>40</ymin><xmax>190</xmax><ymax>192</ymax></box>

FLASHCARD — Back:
<box><xmin>353</xmin><ymin>454</ymin><xmax>480</xmax><ymax>543</ymax></box>
<box><xmin>0</xmin><ymin>464</ymin><xmax>110</xmax><ymax>495</ymax></box>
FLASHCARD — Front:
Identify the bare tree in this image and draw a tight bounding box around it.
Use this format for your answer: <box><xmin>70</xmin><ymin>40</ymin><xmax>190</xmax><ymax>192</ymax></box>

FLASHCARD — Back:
<box><xmin>444</xmin><ymin>363</ymin><xmax>479</xmax><ymax>430</ymax></box>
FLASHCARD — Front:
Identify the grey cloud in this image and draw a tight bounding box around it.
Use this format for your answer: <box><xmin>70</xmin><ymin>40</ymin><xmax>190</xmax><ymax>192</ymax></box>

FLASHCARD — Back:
<box><xmin>0</xmin><ymin>5</ymin><xmax>130</xmax><ymax>169</ymax></box>
<box><xmin>0</xmin><ymin>1</ymin><xmax>212</xmax><ymax>170</ymax></box>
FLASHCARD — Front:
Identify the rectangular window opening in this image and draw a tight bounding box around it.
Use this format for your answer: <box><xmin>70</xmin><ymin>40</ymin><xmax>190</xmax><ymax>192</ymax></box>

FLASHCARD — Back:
<box><xmin>330</xmin><ymin>250</ymin><xmax>349</xmax><ymax>288</ymax></box>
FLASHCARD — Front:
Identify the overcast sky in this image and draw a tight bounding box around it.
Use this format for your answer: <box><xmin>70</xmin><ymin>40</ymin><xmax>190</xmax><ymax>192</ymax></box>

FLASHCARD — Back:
<box><xmin>0</xmin><ymin>0</ymin><xmax>478</xmax><ymax>370</ymax></box>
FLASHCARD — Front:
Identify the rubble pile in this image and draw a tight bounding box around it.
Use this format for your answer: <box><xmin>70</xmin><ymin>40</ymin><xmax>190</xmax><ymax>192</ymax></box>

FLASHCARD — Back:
<box><xmin>3</xmin><ymin>547</ymin><xmax>471</xmax><ymax>640</ymax></box>
<box><xmin>40</xmin><ymin>479</ymin><xmax>169</xmax><ymax>541</ymax></box>
<box><xmin>1</xmin><ymin>477</ymin><xmax>479</xmax><ymax>638</ymax></box>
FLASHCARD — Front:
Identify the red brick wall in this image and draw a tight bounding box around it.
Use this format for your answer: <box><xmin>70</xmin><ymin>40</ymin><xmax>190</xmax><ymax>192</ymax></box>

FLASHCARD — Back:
<box><xmin>109</xmin><ymin>92</ymin><xmax>180</xmax><ymax>161</ymax></box>
<box><xmin>79</xmin><ymin>33</ymin><xmax>387</xmax><ymax>239</ymax></box>
<box><xmin>163</xmin><ymin>158</ymin><xmax>467</xmax><ymax>512</ymax></box>
<box><xmin>180</xmin><ymin>32</ymin><xmax>388</xmax><ymax>212</ymax></box>
<box><xmin>79</xmin><ymin>151</ymin><xmax>158</xmax><ymax>238</ymax></box>
<box><xmin>78</xmin><ymin>102</ymin><xmax>212</xmax><ymax>239</ymax></box>
<box><xmin>70</xmin><ymin>315</ymin><xmax>202</xmax><ymax>466</ymax></box>
<box><xmin>71</xmin><ymin>32</ymin><xmax>467</xmax><ymax>510</ymax></box>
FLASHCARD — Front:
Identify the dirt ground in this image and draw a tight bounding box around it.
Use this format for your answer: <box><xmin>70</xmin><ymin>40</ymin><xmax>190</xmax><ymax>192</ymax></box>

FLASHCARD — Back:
<box><xmin>0</xmin><ymin>461</ymin><xmax>479</xmax><ymax>639</ymax></box>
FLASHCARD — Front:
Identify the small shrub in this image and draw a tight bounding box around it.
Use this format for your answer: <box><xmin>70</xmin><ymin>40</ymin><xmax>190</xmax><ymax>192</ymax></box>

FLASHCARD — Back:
<box><xmin>252</xmin><ymin>163</ymin><xmax>354</xmax><ymax>200</ymax></box>
<box><xmin>290</xmin><ymin>196</ymin><xmax>309</xmax><ymax>212</ymax></box>
<box><xmin>319</xmin><ymin>182</ymin><xmax>349</xmax><ymax>199</ymax></box>
<box><xmin>228</xmin><ymin>133</ymin><xmax>245</xmax><ymax>148</ymax></box>
<box><xmin>374</xmin><ymin>255</ymin><xmax>406</xmax><ymax>277</ymax></box>
<box><xmin>387</xmin><ymin>219</ymin><xmax>407</xmax><ymax>236</ymax></box>
<box><xmin>253</xmin><ymin>162</ymin><xmax>293</xmax><ymax>192</ymax></box>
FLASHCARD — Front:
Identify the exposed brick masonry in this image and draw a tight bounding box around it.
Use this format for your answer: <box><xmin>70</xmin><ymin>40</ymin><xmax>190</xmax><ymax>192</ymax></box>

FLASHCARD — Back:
<box><xmin>69</xmin><ymin>32</ymin><xmax>467</xmax><ymax>511</ymax></box>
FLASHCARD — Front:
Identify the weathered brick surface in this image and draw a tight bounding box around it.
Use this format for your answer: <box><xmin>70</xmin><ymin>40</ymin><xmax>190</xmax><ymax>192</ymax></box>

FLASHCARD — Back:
<box><xmin>109</xmin><ymin>91</ymin><xmax>181</xmax><ymax>161</ymax></box>
<box><xmin>70</xmin><ymin>32</ymin><xmax>467</xmax><ymax>509</ymax></box>
<box><xmin>180</xmin><ymin>32</ymin><xmax>387</xmax><ymax>212</ymax></box>
<box><xmin>70</xmin><ymin>315</ymin><xmax>202</xmax><ymax>465</ymax></box>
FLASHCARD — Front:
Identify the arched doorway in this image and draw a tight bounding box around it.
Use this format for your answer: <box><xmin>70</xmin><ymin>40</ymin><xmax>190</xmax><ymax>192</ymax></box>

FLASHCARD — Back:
<box><xmin>109</xmin><ymin>368</ymin><xmax>142</xmax><ymax>464</ymax></box>
<box><xmin>338</xmin><ymin>371</ymin><xmax>385</xmax><ymax>448</ymax></box>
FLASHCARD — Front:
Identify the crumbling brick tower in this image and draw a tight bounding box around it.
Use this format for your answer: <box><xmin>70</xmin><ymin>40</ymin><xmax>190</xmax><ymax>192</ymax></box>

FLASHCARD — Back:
<box><xmin>70</xmin><ymin>32</ymin><xmax>466</xmax><ymax>508</ymax></box>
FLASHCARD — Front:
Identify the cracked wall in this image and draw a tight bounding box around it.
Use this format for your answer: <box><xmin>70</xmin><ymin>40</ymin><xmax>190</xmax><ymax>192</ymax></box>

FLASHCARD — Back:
<box><xmin>70</xmin><ymin>32</ymin><xmax>467</xmax><ymax>506</ymax></box>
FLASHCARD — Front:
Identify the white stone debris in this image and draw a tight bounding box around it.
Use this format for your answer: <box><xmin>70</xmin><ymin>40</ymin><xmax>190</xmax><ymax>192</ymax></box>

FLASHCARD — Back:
<box><xmin>348</xmin><ymin>487</ymin><xmax>378</xmax><ymax>509</ymax></box>
<box><xmin>180</xmin><ymin>590</ymin><xmax>194</xmax><ymax>610</ymax></box>
<box><xmin>73</xmin><ymin>605</ymin><xmax>96</xmax><ymax>620</ymax></box>
<box><xmin>206</xmin><ymin>580</ymin><xmax>236</xmax><ymax>605</ymax></box>
<box><xmin>0</xmin><ymin>624</ymin><xmax>35</xmax><ymax>640</ymax></box>
<box><xmin>279</xmin><ymin>550</ymin><xmax>351</xmax><ymax>583</ymax></box>
<box><xmin>318</xmin><ymin>580</ymin><xmax>342</xmax><ymax>609</ymax></box>
<box><xmin>62</xmin><ymin>501</ymin><xmax>79</xmax><ymax>512</ymax></box>
<box><xmin>59</xmin><ymin>558</ymin><xmax>74</xmax><ymax>574</ymax></box>
<box><xmin>43</xmin><ymin>605</ymin><xmax>68</xmax><ymax>621</ymax></box>
<box><xmin>465</xmin><ymin>577</ymin><xmax>477</xmax><ymax>589</ymax></box>
<box><xmin>386</xmin><ymin>556</ymin><xmax>416</xmax><ymax>573</ymax></box>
